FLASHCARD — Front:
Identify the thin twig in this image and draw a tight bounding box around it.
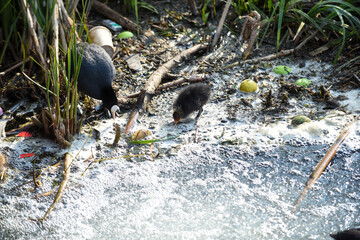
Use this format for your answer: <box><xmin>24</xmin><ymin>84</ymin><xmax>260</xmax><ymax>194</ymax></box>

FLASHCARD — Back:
<box><xmin>124</xmin><ymin>74</ymin><xmax>208</xmax><ymax>99</ymax></box>
<box><xmin>38</xmin><ymin>153</ymin><xmax>71</xmax><ymax>221</ymax></box>
<box><xmin>224</xmin><ymin>27</ymin><xmax>321</xmax><ymax>68</ymax></box>
<box><xmin>0</xmin><ymin>57</ymin><xmax>30</xmax><ymax>76</ymax></box>
<box><xmin>292</xmin><ymin>117</ymin><xmax>358</xmax><ymax>212</ymax></box>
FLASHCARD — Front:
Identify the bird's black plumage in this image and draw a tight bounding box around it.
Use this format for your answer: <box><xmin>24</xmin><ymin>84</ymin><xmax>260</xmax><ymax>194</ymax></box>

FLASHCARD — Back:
<box><xmin>330</xmin><ymin>228</ymin><xmax>360</xmax><ymax>240</ymax></box>
<box><xmin>173</xmin><ymin>83</ymin><xmax>211</xmax><ymax>124</ymax></box>
<box><xmin>72</xmin><ymin>42</ymin><xmax>118</xmax><ymax>118</ymax></box>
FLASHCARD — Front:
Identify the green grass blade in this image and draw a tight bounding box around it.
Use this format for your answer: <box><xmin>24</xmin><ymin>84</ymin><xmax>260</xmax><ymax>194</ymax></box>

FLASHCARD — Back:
<box><xmin>276</xmin><ymin>0</ymin><xmax>286</xmax><ymax>52</ymax></box>
<box><xmin>332</xmin><ymin>8</ymin><xmax>346</xmax><ymax>64</ymax></box>
<box><xmin>130</xmin><ymin>136</ymin><xmax>178</xmax><ymax>144</ymax></box>
<box><xmin>259</xmin><ymin>1</ymin><xmax>279</xmax><ymax>47</ymax></box>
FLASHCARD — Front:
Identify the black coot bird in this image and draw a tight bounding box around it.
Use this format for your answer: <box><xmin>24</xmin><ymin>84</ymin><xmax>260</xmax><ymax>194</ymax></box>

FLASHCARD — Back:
<box><xmin>330</xmin><ymin>228</ymin><xmax>360</xmax><ymax>240</ymax></box>
<box><xmin>173</xmin><ymin>83</ymin><xmax>211</xmax><ymax>124</ymax></box>
<box><xmin>72</xmin><ymin>42</ymin><xmax>119</xmax><ymax>119</ymax></box>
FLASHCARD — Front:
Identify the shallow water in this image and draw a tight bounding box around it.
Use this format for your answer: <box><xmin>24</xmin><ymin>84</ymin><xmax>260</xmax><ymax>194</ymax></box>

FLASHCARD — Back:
<box><xmin>1</xmin><ymin>58</ymin><xmax>359</xmax><ymax>239</ymax></box>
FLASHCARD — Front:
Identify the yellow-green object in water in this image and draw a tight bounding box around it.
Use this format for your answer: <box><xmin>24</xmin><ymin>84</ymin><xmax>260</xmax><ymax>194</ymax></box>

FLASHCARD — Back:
<box><xmin>239</xmin><ymin>79</ymin><xmax>258</xmax><ymax>92</ymax></box>
<box><xmin>291</xmin><ymin>115</ymin><xmax>311</xmax><ymax>126</ymax></box>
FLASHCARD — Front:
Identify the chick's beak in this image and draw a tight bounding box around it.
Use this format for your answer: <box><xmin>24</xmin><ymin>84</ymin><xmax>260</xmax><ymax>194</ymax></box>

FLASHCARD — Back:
<box><xmin>174</xmin><ymin>118</ymin><xmax>180</xmax><ymax>125</ymax></box>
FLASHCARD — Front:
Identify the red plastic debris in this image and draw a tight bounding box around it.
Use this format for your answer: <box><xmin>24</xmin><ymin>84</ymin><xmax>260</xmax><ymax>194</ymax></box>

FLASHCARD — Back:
<box><xmin>20</xmin><ymin>153</ymin><xmax>34</xmax><ymax>158</ymax></box>
<box><xmin>17</xmin><ymin>131</ymin><xmax>32</xmax><ymax>137</ymax></box>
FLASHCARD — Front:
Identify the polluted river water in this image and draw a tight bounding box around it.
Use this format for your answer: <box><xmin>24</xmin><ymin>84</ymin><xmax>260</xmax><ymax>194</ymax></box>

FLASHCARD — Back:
<box><xmin>0</xmin><ymin>58</ymin><xmax>359</xmax><ymax>239</ymax></box>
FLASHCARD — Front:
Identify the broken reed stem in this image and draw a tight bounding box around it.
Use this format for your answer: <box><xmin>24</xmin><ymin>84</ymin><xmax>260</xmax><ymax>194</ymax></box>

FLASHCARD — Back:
<box><xmin>20</xmin><ymin>0</ymin><xmax>46</xmax><ymax>68</ymax></box>
<box><xmin>210</xmin><ymin>0</ymin><xmax>232</xmax><ymax>51</ymax></box>
<box><xmin>292</xmin><ymin>117</ymin><xmax>358</xmax><ymax>212</ymax></box>
<box><xmin>39</xmin><ymin>153</ymin><xmax>71</xmax><ymax>221</ymax></box>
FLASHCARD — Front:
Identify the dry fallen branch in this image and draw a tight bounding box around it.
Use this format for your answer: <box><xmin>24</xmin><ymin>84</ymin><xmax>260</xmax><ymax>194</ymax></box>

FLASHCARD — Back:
<box><xmin>124</xmin><ymin>74</ymin><xmax>209</xmax><ymax>99</ymax></box>
<box><xmin>124</xmin><ymin>43</ymin><xmax>208</xmax><ymax>134</ymax></box>
<box><xmin>224</xmin><ymin>24</ymin><xmax>320</xmax><ymax>68</ymax></box>
<box><xmin>92</xmin><ymin>0</ymin><xmax>156</xmax><ymax>40</ymax></box>
<box><xmin>39</xmin><ymin>153</ymin><xmax>71</xmax><ymax>221</ymax></box>
<box><xmin>292</xmin><ymin>117</ymin><xmax>358</xmax><ymax>212</ymax></box>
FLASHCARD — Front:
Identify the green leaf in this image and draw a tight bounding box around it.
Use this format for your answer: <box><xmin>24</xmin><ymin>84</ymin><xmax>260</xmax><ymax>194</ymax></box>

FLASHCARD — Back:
<box><xmin>274</xmin><ymin>65</ymin><xmax>292</xmax><ymax>75</ymax></box>
<box><xmin>117</xmin><ymin>31</ymin><xmax>134</xmax><ymax>39</ymax></box>
<box><xmin>295</xmin><ymin>78</ymin><xmax>311</xmax><ymax>88</ymax></box>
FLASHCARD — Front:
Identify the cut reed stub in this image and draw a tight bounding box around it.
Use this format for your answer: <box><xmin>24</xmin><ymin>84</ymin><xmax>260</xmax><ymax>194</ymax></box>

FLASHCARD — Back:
<box><xmin>0</xmin><ymin>152</ymin><xmax>8</xmax><ymax>182</ymax></box>
<box><xmin>112</xmin><ymin>123</ymin><xmax>121</xmax><ymax>147</ymax></box>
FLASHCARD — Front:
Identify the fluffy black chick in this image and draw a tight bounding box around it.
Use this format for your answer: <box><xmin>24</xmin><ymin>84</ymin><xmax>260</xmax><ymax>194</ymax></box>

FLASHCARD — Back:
<box><xmin>72</xmin><ymin>42</ymin><xmax>119</xmax><ymax>119</ymax></box>
<box><xmin>173</xmin><ymin>83</ymin><xmax>211</xmax><ymax>124</ymax></box>
<box><xmin>330</xmin><ymin>228</ymin><xmax>360</xmax><ymax>240</ymax></box>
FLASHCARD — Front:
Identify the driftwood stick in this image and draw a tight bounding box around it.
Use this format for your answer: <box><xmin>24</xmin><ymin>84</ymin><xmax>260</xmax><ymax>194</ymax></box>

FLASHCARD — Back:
<box><xmin>20</xmin><ymin>0</ymin><xmax>46</xmax><ymax>68</ymax></box>
<box><xmin>39</xmin><ymin>153</ymin><xmax>71</xmax><ymax>221</ymax></box>
<box><xmin>210</xmin><ymin>0</ymin><xmax>232</xmax><ymax>51</ymax></box>
<box><xmin>124</xmin><ymin>44</ymin><xmax>208</xmax><ymax>134</ymax></box>
<box><xmin>92</xmin><ymin>0</ymin><xmax>155</xmax><ymax>40</ymax></box>
<box><xmin>292</xmin><ymin>117</ymin><xmax>358</xmax><ymax>212</ymax></box>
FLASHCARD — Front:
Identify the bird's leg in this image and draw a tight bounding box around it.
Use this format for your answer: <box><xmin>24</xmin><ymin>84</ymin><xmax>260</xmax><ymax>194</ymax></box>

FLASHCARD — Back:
<box><xmin>194</xmin><ymin>124</ymin><xmax>198</xmax><ymax>143</ymax></box>
<box><xmin>194</xmin><ymin>108</ymin><xmax>203</xmax><ymax>143</ymax></box>
<box><xmin>195</xmin><ymin>108</ymin><xmax>203</xmax><ymax>120</ymax></box>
